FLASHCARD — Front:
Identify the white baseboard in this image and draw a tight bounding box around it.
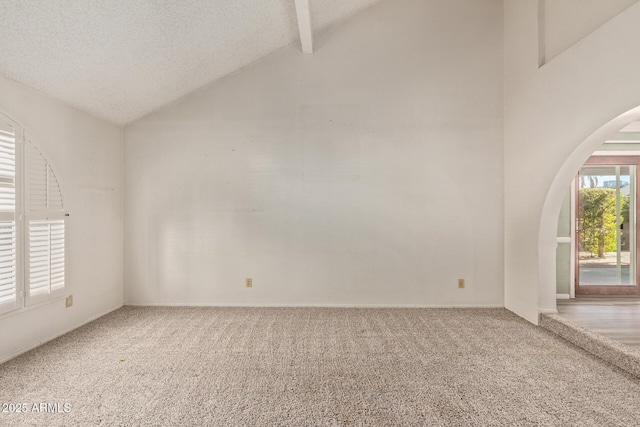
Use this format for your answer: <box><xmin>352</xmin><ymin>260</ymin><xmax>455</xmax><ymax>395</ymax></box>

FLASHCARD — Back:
<box><xmin>556</xmin><ymin>294</ymin><xmax>571</xmax><ymax>300</ymax></box>
<box><xmin>125</xmin><ymin>302</ymin><xmax>505</xmax><ymax>309</ymax></box>
<box><xmin>0</xmin><ymin>304</ymin><xmax>123</xmax><ymax>365</ymax></box>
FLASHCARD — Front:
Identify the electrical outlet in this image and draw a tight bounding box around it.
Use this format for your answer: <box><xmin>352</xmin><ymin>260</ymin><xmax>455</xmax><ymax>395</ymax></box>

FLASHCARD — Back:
<box><xmin>66</xmin><ymin>295</ymin><xmax>73</xmax><ymax>307</ymax></box>
<box><xmin>458</xmin><ymin>279</ymin><xmax>465</xmax><ymax>289</ymax></box>
<box><xmin>246</xmin><ymin>278</ymin><xmax>252</xmax><ymax>288</ymax></box>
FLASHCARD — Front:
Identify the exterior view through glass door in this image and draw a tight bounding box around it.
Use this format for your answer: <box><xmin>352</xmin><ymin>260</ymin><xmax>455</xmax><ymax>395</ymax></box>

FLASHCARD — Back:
<box><xmin>576</xmin><ymin>156</ymin><xmax>640</xmax><ymax>295</ymax></box>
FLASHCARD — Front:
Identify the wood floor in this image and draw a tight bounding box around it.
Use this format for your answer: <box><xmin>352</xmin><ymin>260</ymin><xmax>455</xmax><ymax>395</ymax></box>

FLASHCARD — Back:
<box><xmin>557</xmin><ymin>297</ymin><xmax>640</xmax><ymax>349</ymax></box>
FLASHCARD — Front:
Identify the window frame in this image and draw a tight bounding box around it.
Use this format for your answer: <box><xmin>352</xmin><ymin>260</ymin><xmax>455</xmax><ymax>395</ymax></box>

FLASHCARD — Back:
<box><xmin>0</xmin><ymin>113</ymin><xmax>22</xmax><ymax>315</ymax></box>
<box><xmin>0</xmin><ymin>110</ymin><xmax>66</xmax><ymax>316</ymax></box>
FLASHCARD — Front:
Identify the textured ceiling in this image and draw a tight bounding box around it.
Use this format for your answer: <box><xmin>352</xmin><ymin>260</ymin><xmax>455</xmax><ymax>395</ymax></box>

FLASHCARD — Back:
<box><xmin>0</xmin><ymin>0</ymin><xmax>381</xmax><ymax>125</ymax></box>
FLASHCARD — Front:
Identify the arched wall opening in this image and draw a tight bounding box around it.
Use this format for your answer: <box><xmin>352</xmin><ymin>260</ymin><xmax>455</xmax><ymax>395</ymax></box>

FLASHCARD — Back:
<box><xmin>539</xmin><ymin>105</ymin><xmax>640</xmax><ymax>314</ymax></box>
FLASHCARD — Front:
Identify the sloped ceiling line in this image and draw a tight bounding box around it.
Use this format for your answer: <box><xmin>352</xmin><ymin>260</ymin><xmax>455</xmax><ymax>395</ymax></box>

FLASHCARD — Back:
<box><xmin>0</xmin><ymin>0</ymin><xmax>382</xmax><ymax>125</ymax></box>
<box><xmin>294</xmin><ymin>0</ymin><xmax>314</xmax><ymax>54</ymax></box>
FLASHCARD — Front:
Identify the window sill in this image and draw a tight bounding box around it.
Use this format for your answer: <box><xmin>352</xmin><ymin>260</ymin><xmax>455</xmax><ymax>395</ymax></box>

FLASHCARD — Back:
<box><xmin>0</xmin><ymin>295</ymin><xmax>67</xmax><ymax>321</ymax></box>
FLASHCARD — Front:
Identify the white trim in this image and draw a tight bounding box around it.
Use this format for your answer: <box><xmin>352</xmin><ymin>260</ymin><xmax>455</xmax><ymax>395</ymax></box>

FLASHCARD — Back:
<box><xmin>0</xmin><ymin>304</ymin><xmax>123</xmax><ymax>365</ymax></box>
<box><xmin>570</xmin><ymin>178</ymin><xmax>576</xmax><ymax>298</ymax></box>
<box><xmin>125</xmin><ymin>303</ymin><xmax>505</xmax><ymax>308</ymax></box>
<box><xmin>592</xmin><ymin>150</ymin><xmax>640</xmax><ymax>156</ymax></box>
<box><xmin>539</xmin><ymin>308</ymin><xmax>559</xmax><ymax>314</ymax></box>
<box><xmin>556</xmin><ymin>293</ymin><xmax>570</xmax><ymax>299</ymax></box>
<box><xmin>556</xmin><ymin>237</ymin><xmax>571</xmax><ymax>244</ymax></box>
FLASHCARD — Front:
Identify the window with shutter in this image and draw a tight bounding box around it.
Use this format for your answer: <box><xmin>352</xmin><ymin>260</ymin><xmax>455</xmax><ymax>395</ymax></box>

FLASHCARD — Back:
<box><xmin>25</xmin><ymin>135</ymin><xmax>66</xmax><ymax>306</ymax></box>
<box><xmin>0</xmin><ymin>111</ymin><xmax>66</xmax><ymax>314</ymax></box>
<box><xmin>0</xmin><ymin>116</ymin><xmax>19</xmax><ymax>315</ymax></box>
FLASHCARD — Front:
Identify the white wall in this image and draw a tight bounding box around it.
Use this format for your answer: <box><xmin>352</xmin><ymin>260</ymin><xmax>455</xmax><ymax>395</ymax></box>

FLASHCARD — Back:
<box><xmin>504</xmin><ymin>1</ymin><xmax>640</xmax><ymax>323</ymax></box>
<box><xmin>124</xmin><ymin>0</ymin><xmax>504</xmax><ymax>307</ymax></box>
<box><xmin>0</xmin><ymin>75</ymin><xmax>123</xmax><ymax>362</ymax></box>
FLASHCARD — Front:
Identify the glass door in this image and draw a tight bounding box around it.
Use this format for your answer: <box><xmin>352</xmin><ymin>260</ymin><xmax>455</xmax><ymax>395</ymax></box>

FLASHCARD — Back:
<box><xmin>576</xmin><ymin>158</ymin><xmax>640</xmax><ymax>295</ymax></box>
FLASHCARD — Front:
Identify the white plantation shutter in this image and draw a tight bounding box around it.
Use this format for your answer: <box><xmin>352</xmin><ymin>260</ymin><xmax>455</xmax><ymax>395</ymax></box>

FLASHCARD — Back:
<box><xmin>0</xmin><ymin>127</ymin><xmax>16</xmax><ymax>212</ymax></box>
<box><xmin>0</xmin><ymin>222</ymin><xmax>17</xmax><ymax>310</ymax></box>
<box><xmin>0</xmin><ymin>112</ymin><xmax>65</xmax><ymax>313</ymax></box>
<box><xmin>27</xmin><ymin>142</ymin><xmax>63</xmax><ymax>212</ymax></box>
<box><xmin>0</xmin><ymin>117</ymin><xmax>19</xmax><ymax>315</ymax></box>
<box><xmin>28</xmin><ymin>220</ymin><xmax>64</xmax><ymax>297</ymax></box>
<box><xmin>25</xmin><ymin>134</ymin><xmax>66</xmax><ymax>306</ymax></box>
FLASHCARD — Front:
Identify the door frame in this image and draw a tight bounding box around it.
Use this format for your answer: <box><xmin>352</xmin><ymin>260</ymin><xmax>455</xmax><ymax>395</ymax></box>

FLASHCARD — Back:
<box><xmin>575</xmin><ymin>155</ymin><xmax>640</xmax><ymax>295</ymax></box>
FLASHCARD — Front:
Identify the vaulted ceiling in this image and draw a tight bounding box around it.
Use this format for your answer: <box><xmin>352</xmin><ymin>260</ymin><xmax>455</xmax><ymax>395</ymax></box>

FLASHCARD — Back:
<box><xmin>0</xmin><ymin>0</ymin><xmax>381</xmax><ymax>125</ymax></box>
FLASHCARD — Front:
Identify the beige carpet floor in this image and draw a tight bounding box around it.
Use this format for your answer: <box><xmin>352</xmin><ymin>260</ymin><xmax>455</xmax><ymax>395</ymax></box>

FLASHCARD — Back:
<box><xmin>2</xmin><ymin>307</ymin><xmax>640</xmax><ymax>426</ymax></box>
